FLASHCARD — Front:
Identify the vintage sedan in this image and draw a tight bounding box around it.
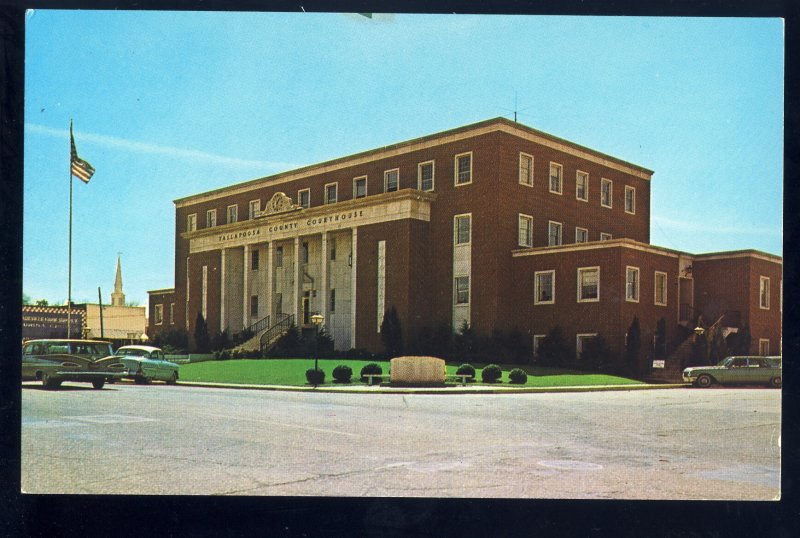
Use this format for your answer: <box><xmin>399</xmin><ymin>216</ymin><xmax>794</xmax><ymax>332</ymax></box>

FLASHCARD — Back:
<box><xmin>683</xmin><ymin>356</ymin><xmax>782</xmax><ymax>388</ymax></box>
<box><xmin>21</xmin><ymin>339</ymin><xmax>127</xmax><ymax>389</ymax></box>
<box><xmin>114</xmin><ymin>345</ymin><xmax>179</xmax><ymax>384</ymax></box>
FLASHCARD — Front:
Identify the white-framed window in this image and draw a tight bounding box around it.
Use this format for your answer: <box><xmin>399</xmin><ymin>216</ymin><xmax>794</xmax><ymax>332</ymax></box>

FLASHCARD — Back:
<box><xmin>154</xmin><ymin>304</ymin><xmax>163</xmax><ymax>325</ymax></box>
<box><xmin>330</xmin><ymin>289</ymin><xmax>336</xmax><ymax>312</ymax></box>
<box><xmin>626</xmin><ymin>266</ymin><xmax>640</xmax><ymax>303</ymax></box>
<box><xmin>518</xmin><ymin>214</ymin><xmax>533</xmax><ymax>247</ymax></box>
<box><xmin>576</xmin><ymin>333</ymin><xmax>598</xmax><ymax>360</ymax></box>
<box><xmin>533</xmin><ymin>334</ymin><xmax>547</xmax><ymax>359</ymax></box>
<box><xmin>549</xmin><ymin>162</ymin><xmax>563</xmax><ymax>194</ymax></box>
<box><xmin>298</xmin><ymin>188</ymin><xmax>311</xmax><ymax>208</ymax></box>
<box><xmin>250</xmin><ymin>295</ymin><xmax>259</xmax><ymax>317</ymax></box>
<box><xmin>600</xmin><ymin>232</ymin><xmax>613</xmax><ymax>241</ymax></box>
<box><xmin>418</xmin><ymin>161</ymin><xmax>435</xmax><ymax>191</ymax></box>
<box><xmin>275</xmin><ymin>246</ymin><xmax>283</xmax><ymax>267</ymax></box>
<box><xmin>654</xmin><ymin>271</ymin><xmax>667</xmax><ymax>306</ymax></box>
<box><xmin>575</xmin><ymin>227</ymin><xmax>588</xmax><ymax>243</ymax></box>
<box><xmin>353</xmin><ymin>176</ymin><xmax>367</xmax><ymax>199</ymax></box>
<box><xmin>601</xmin><ymin>178</ymin><xmax>613</xmax><ymax>208</ymax></box>
<box><xmin>227</xmin><ymin>204</ymin><xmax>238</xmax><ymax>224</ymax></box>
<box><xmin>206</xmin><ymin>209</ymin><xmax>216</xmax><ymax>228</ymax></box>
<box><xmin>624</xmin><ymin>186</ymin><xmax>636</xmax><ymax>214</ymax></box>
<box><xmin>249</xmin><ymin>199</ymin><xmax>261</xmax><ymax>219</ymax></box>
<box><xmin>325</xmin><ymin>183</ymin><xmax>338</xmax><ymax>204</ymax></box>
<box><xmin>187</xmin><ymin>213</ymin><xmax>197</xmax><ymax>232</ymax></box>
<box><xmin>759</xmin><ymin>339</ymin><xmax>770</xmax><ymax>356</ymax></box>
<box><xmin>454</xmin><ymin>214</ymin><xmax>471</xmax><ymax>245</ymax></box>
<box><xmin>384</xmin><ymin>168</ymin><xmax>399</xmax><ymax>192</ymax></box>
<box><xmin>534</xmin><ymin>270</ymin><xmax>555</xmax><ymax>305</ymax></box>
<box><xmin>169</xmin><ymin>303</ymin><xmax>174</xmax><ymax>325</ymax></box>
<box><xmin>455</xmin><ymin>152</ymin><xmax>472</xmax><ymax>185</ymax></box>
<box><xmin>578</xmin><ymin>267</ymin><xmax>600</xmax><ymax>302</ymax></box>
<box><xmin>548</xmin><ymin>221</ymin><xmax>562</xmax><ymax>246</ymax></box>
<box><xmin>576</xmin><ymin>170</ymin><xmax>589</xmax><ymax>201</ymax></box>
<box><xmin>760</xmin><ymin>276</ymin><xmax>770</xmax><ymax>309</ymax></box>
<box><xmin>251</xmin><ymin>249</ymin><xmax>260</xmax><ymax>271</ymax></box>
<box><xmin>519</xmin><ymin>153</ymin><xmax>534</xmax><ymax>186</ymax></box>
<box><xmin>454</xmin><ymin>276</ymin><xmax>470</xmax><ymax>305</ymax></box>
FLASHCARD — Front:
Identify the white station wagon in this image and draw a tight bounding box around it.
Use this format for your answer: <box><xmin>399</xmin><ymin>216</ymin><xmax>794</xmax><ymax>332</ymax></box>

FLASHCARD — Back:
<box><xmin>114</xmin><ymin>345</ymin><xmax>180</xmax><ymax>385</ymax></box>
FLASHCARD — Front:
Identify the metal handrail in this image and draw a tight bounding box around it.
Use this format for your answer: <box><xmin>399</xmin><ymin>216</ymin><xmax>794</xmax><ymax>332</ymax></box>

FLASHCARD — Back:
<box><xmin>246</xmin><ymin>315</ymin><xmax>271</xmax><ymax>335</ymax></box>
<box><xmin>260</xmin><ymin>313</ymin><xmax>295</xmax><ymax>351</ymax></box>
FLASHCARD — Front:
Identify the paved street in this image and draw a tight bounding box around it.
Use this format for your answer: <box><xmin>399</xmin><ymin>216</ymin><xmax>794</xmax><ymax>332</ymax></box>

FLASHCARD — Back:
<box><xmin>21</xmin><ymin>383</ymin><xmax>780</xmax><ymax>499</ymax></box>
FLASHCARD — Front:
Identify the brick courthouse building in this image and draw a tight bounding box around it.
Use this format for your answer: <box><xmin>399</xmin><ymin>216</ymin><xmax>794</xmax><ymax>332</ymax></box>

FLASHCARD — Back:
<box><xmin>148</xmin><ymin>118</ymin><xmax>782</xmax><ymax>366</ymax></box>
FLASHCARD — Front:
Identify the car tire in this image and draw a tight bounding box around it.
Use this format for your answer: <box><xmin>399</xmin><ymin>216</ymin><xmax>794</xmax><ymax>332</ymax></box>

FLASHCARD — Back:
<box><xmin>696</xmin><ymin>374</ymin><xmax>713</xmax><ymax>388</ymax></box>
<box><xmin>41</xmin><ymin>373</ymin><xmax>61</xmax><ymax>390</ymax></box>
<box><xmin>91</xmin><ymin>379</ymin><xmax>105</xmax><ymax>390</ymax></box>
<box><xmin>770</xmin><ymin>376</ymin><xmax>782</xmax><ymax>389</ymax></box>
<box><xmin>166</xmin><ymin>371</ymin><xmax>178</xmax><ymax>385</ymax></box>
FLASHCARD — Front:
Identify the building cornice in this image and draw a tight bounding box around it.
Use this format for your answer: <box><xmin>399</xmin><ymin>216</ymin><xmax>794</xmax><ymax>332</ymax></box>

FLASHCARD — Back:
<box><xmin>692</xmin><ymin>250</ymin><xmax>783</xmax><ymax>264</ymax></box>
<box><xmin>174</xmin><ymin>117</ymin><xmax>653</xmax><ymax>208</ymax></box>
<box><xmin>147</xmin><ymin>288</ymin><xmax>176</xmax><ymax>295</ymax></box>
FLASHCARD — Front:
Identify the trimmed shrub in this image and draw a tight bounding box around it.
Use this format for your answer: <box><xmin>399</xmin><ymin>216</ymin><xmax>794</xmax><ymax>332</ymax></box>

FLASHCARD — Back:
<box><xmin>332</xmin><ymin>365</ymin><xmax>353</xmax><ymax>383</ymax></box>
<box><xmin>360</xmin><ymin>363</ymin><xmax>383</xmax><ymax>383</ymax></box>
<box><xmin>456</xmin><ymin>363</ymin><xmax>476</xmax><ymax>381</ymax></box>
<box><xmin>305</xmin><ymin>368</ymin><xmax>325</xmax><ymax>385</ymax></box>
<box><xmin>481</xmin><ymin>363</ymin><xmax>502</xmax><ymax>383</ymax></box>
<box><xmin>215</xmin><ymin>350</ymin><xmax>231</xmax><ymax>361</ymax></box>
<box><xmin>508</xmin><ymin>368</ymin><xmax>528</xmax><ymax>384</ymax></box>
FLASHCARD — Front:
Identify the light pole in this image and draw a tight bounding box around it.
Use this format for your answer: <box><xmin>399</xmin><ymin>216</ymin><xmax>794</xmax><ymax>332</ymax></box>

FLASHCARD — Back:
<box><xmin>311</xmin><ymin>313</ymin><xmax>324</xmax><ymax>372</ymax></box>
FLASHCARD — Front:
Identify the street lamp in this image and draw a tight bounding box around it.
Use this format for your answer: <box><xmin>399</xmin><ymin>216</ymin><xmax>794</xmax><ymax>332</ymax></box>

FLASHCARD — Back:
<box><xmin>311</xmin><ymin>313</ymin><xmax>324</xmax><ymax>372</ymax></box>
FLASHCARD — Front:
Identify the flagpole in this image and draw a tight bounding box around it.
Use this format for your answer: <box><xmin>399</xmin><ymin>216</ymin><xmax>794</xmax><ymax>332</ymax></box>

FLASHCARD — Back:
<box><xmin>68</xmin><ymin>120</ymin><xmax>73</xmax><ymax>339</ymax></box>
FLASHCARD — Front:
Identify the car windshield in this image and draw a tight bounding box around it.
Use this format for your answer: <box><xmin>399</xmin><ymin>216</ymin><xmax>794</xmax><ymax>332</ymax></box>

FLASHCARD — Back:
<box><xmin>118</xmin><ymin>348</ymin><xmax>149</xmax><ymax>357</ymax></box>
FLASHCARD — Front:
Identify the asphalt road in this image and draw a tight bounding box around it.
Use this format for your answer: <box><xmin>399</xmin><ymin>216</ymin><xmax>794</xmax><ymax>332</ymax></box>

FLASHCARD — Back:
<box><xmin>21</xmin><ymin>383</ymin><xmax>781</xmax><ymax>499</ymax></box>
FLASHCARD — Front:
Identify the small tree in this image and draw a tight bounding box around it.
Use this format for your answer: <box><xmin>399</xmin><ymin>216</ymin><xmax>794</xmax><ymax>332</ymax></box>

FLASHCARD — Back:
<box><xmin>654</xmin><ymin>318</ymin><xmax>667</xmax><ymax>359</ymax></box>
<box><xmin>581</xmin><ymin>334</ymin><xmax>615</xmax><ymax>372</ymax></box>
<box><xmin>709</xmin><ymin>327</ymin><xmax>729</xmax><ymax>365</ymax></box>
<box><xmin>211</xmin><ymin>329</ymin><xmax>231</xmax><ymax>352</ymax></box>
<box><xmin>537</xmin><ymin>326</ymin><xmax>571</xmax><ymax>367</ymax></box>
<box><xmin>453</xmin><ymin>321</ymin><xmax>477</xmax><ymax>362</ymax></box>
<box><xmin>193</xmin><ymin>312</ymin><xmax>210</xmax><ymax>353</ymax></box>
<box><xmin>270</xmin><ymin>323</ymin><xmax>301</xmax><ymax>357</ymax></box>
<box><xmin>380</xmin><ymin>306</ymin><xmax>403</xmax><ymax>357</ymax></box>
<box><xmin>727</xmin><ymin>324</ymin><xmax>752</xmax><ymax>355</ymax></box>
<box><xmin>624</xmin><ymin>317</ymin><xmax>642</xmax><ymax>375</ymax></box>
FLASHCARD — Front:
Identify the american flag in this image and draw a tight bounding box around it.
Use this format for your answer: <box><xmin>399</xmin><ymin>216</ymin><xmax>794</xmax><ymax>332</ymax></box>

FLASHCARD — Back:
<box><xmin>70</xmin><ymin>122</ymin><xmax>95</xmax><ymax>183</ymax></box>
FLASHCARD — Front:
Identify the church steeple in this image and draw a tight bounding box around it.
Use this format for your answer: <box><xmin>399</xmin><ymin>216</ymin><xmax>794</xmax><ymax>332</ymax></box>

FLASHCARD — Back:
<box><xmin>111</xmin><ymin>254</ymin><xmax>126</xmax><ymax>306</ymax></box>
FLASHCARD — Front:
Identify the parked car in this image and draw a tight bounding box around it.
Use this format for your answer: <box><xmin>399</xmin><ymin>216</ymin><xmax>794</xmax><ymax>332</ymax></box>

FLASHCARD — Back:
<box><xmin>683</xmin><ymin>356</ymin><xmax>782</xmax><ymax>388</ymax></box>
<box><xmin>21</xmin><ymin>339</ymin><xmax>127</xmax><ymax>389</ymax></box>
<box><xmin>114</xmin><ymin>345</ymin><xmax>179</xmax><ymax>384</ymax></box>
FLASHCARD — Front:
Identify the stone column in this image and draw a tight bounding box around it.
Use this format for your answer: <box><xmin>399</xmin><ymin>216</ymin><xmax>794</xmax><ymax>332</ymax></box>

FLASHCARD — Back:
<box><xmin>351</xmin><ymin>227</ymin><xmax>358</xmax><ymax>349</ymax></box>
<box><xmin>219</xmin><ymin>249</ymin><xmax>226</xmax><ymax>333</ymax></box>
<box><xmin>243</xmin><ymin>244</ymin><xmax>250</xmax><ymax>329</ymax></box>
<box><xmin>266</xmin><ymin>241</ymin><xmax>274</xmax><ymax>325</ymax></box>
<box><xmin>294</xmin><ymin>236</ymin><xmax>301</xmax><ymax>325</ymax></box>
<box><xmin>320</xmin><ymin>232</ymin><xmax>328</xmax><ymax>330</ymax></box>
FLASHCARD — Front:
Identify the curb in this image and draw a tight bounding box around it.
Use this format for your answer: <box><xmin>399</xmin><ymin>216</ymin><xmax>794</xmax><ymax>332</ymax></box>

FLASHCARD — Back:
<box><xmin>174</xmin><ymin>381</ymin><xmax>690</xmax><ymax>395</ymax></box>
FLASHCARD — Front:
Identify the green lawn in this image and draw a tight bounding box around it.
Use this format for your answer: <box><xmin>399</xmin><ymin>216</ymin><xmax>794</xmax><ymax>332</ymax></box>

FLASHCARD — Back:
<box><xmin>178</xmin><ymin>358</ymin><xmax>644</xmax><ymax>387</ymax></box>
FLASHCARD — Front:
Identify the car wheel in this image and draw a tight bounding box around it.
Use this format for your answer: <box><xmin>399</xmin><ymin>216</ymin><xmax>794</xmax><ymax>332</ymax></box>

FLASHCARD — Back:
<box><xmin>770</xmin><ymin>376</ymin><xmax>782</xmax><ymax>389</ymax></box>
<box><xmin>91</xmin><ymin>379</ymin><xmax>105</xmax><ymax>390</ymax></box>
<box><xmin>166</xmin><ymin>371</ymin><xmax>178</xmax><ymax>385</ymax></box>
<box><xmin>696</xmin><ymin>374</ymin><xmax>713</xmax><ymax>388</ymax></box>
<box><xmin>41</xmin><ymin>373</ymin><xmax>61</xmax><ymax>390</ymax></box>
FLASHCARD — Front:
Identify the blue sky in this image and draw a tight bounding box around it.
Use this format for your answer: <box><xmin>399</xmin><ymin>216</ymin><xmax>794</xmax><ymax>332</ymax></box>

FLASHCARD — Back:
<box><xmin>24</xmin><ymin>11</ymin><xmax>783</xmax><ymax>308</ymax></box>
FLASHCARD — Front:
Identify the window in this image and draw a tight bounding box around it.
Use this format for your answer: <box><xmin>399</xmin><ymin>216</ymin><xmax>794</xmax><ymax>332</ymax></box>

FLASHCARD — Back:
<box><xmin>575</xmin><ymin>227</ymin><xmax>588</xmax><ymax>243</ymax></box>
<box><xmin>154</xmin><ymin>304</ymin><xmax>163</xmax><ymax>325</ymax></box>
<box><xmin>330</xmin><ymin>238</ymin><xmax>336</xmax><ymax>261</ymax></box>
<box><xmin>655</xmin><ymin>271</ymin><xmax>667</xmax><ymax>306</ymax></box>
<box><xmin>276</xmin><ymin>246</ymin><xmax>284</xmax><ymax>267</ymax></box>
<box><xmin>249</xmin><ymin>199</ymin><xmax>261</xmax><ymax>219</ymax></box>
<box><xmin>626</xmin><ymin>266</ymin><xmax>640</xmax><ymax>302</ymax></box>
<box><xmin>251</xmin><ymin>249</ymin><xmax>259</xmax><ymax>271</ymax></box>
<box><xmin>169</xmin><ymin>303</ymin><xmax>175</xmax><ymax>325</ymax></box>
<box><xmin>227</xmin><ymin>204</ymin><xmax>238</xmax><ymax>224</ymax></box>
<box><xmin>759</xmin><ymin>339</ymin><xmax>770</xmax><ymax>356</ymax></box>
<box><xmin>418</xmin><ymin>161</ymin><xmax>434</xmax><ymax>191</ymax></box>
<box><xmin>298</xmin><ymin>188</ymin><xmax>310</xmax><ymax>208</ymax></box>
<box><xmin>384</xmin><ymin>169</ymin><xmax>399</xmax><ymax>192</ymax></box>
<box><xmin>624</xmin><ymin>186</ymin><xmax>636</xmax><ymax>214</ymax></box>
<box><xmin>275</xmin><ymin>293</ymin><xmax>283</xmax><ymax>314</ymax></box>
<box><xmin>601</xmin><ymin>178</ymin><xmax>613</xmax><ymax>208</ymax></box>
<box><xmin>454</xmin><ymin>214</ymin><xmax>471</xmax><ymax>245</ymax></box>
<box><xmin>330</xmin><ymin>289</ymin><xmax>336</xmax><ymax>312</ymax></box>
<box><xmin>353</xmin><ymin>177</ymin><xmax>367</xmax><ymax>199</ymax></box>
<box><xmin>549</xmin><ymin>162</ymin><xmax>563</xmax><ymax>194</ymax></box>
<box><xmin>301</xmin><ymin>242</ymin><xmax>309</xmax><ymax>264</ymax></box>
<box><xmin>600</xmin><ymin>232</ymin><xmax>613</xmax><ymax>241</ymax></box>
<box><xmin>548</xmin><ymin>221</ymin><xmax>562</xmax><ymax>246</ymax></box>
<box><xmin>519</xmin><ymin>153</ymin><xmax>534</xmax><ymax>186</ymax></box>
<box><xmin>250</xmin><ymin>295</ymin><xmax>259</xmax><ymax>317</ymax></box>
<box><xmin>534</xmin><ymin>271</ymin><xmax>555</xmax><ymax>305</ymax></box>
<box><xmin>325</xmin><ymin>183</ymin><xmax>338</xmax><ymax>204</ymax></box>
<box><xmin>455</xmin><ymin>152</ymin><xmax>472</xmax><ymax>185</ymax></box>
<box><xmin>578</xmin><ymin>267</ymin><xmax>600</xmax><ymax>302</ymax></box>
<box><xmin>187</xmin><ymin>213</ymin><xmax>197</xmax><ymax>232</ymax></box>
<box><xmin>454</xmin><ymin>276</ymin><xmax>470</xmax><ymax>304</ymax></box>
<box><xmin>760</xmin><ymin>276</ymin><xmax>770</xmax><ymax>309</ymax></box>
<box><xmin>206</xmin><ymin>209</ymin><xmax>217</xmax><ymax>228</ymax></box>
<box><xmin>518</xmin><ymin>214</ymin><xmax>533</xmax><ymax>247</ymax></box>
<box><xmin>576</xmin><ymin>334</ymin><xmax>598</xmax><ymax>360</ymax></box>
<box><xmin>576</xmin><ymin>171</ymin><xmax>589</xmax><ymax>201</ymax></box>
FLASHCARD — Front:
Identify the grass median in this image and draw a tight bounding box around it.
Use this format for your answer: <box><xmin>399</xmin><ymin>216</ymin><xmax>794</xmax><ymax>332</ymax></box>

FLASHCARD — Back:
<box><xmin>178</xmin><ymin>358</ymin><xmax>644</xmax><ymax>388</ymax></box>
